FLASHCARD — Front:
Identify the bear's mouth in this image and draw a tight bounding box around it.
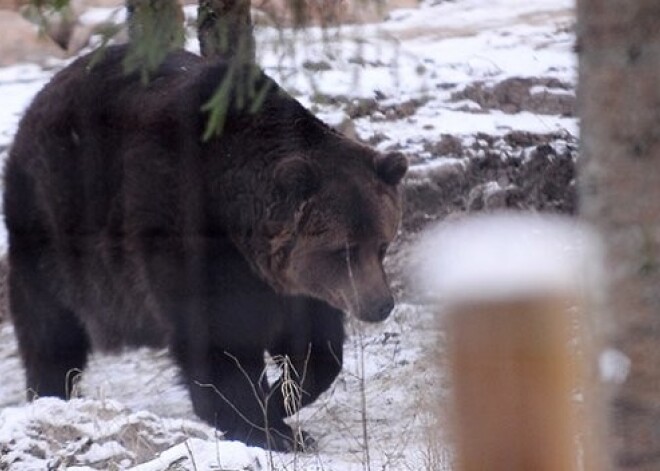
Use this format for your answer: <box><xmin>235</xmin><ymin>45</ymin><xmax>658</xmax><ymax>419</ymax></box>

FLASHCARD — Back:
<box><xmin>336</xmin><ymin>290</ymin><xmax>393</xmax><ymax>323</ymax></box>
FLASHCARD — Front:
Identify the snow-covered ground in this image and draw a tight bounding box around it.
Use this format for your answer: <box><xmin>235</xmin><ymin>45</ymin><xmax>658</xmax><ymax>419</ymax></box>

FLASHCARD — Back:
<box><xmin>0</xmin><ymin>0</ymin><xmax>577</xmax><ymax>469</ymax></box>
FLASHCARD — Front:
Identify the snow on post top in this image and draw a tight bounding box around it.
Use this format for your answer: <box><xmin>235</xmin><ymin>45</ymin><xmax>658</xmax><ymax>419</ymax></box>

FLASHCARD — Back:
<box><xmin>412</xmin><ymin>212</ymin><xmax>602</xmax><ymax>304</ymax></box>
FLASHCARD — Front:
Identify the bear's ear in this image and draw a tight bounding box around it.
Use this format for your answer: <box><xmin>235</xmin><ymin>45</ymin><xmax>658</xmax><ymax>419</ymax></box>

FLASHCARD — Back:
<box><xmin>375</xmin><ymin>152</ymin><xmax>408</xmax><ymax>185</ymax></box>
<box><xmin>274</xmin><ymin>157</ymin><xmax>321</xmax><ymax>201</ymax></box>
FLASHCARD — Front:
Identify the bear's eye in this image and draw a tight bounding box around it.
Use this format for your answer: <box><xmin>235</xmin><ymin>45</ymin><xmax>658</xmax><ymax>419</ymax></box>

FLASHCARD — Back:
<box><xmin>378</xmin><ymin>243</ymin><xmax>389</xmax><ymax>261</ymax></box>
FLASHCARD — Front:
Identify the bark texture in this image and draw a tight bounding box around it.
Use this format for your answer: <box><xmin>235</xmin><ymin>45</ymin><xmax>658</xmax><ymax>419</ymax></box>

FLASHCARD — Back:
<box><xmin>197</xmin><ymin>0</ymin><xmax>255</xmax><ymax>63</ymax></box>
<box><xmin>578</xmin><ymin>2</ymin><xmax>660</xmax><ymax>469</ymax></box>
<box><xmin>126</xmin><ymin>0</ymin><xmax>184</xmax><ymax>47</ymax></box>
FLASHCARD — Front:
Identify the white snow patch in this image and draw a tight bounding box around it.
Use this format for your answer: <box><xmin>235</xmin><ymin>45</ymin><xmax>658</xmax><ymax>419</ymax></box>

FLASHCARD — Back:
<box><xmin>0</xmin><ymin>397</ymin><xmax>215</xmax><ymax>470</ymax></box>
<box><xmin>599</xmin><ymin>348</ymin><xmax>631</xmax><ymax>384</ymax></box>
<box><xmin>0</xmin><ymin>69</ymin><xmax>50</xmax><ymax>148</ymax></box>
<box><xmin>531</xmin><ymin>84</ymin><xmax>574</xmax><ymax>96</ymax></box>
<box><xmin>412</xmin><ymin>212</ymin><xmax>602</xmax><ymax>303</ymax></box>
<box><xmin>79</xmin><ymin>7</ymin><xmax>126</xmax><ymax>26</ymax></box>
<box><xmin>132</xmin><ymin>438</ymin><xmax>267</xmax><ymax>471</ymax></box>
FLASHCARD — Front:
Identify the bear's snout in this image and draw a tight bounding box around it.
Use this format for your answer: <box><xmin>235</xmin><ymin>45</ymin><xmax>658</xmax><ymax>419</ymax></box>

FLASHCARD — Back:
<box><xmin>373</xmin><ymin>297</ymin><xmax>395</xmax><ymax>322</ymax></box>
<box><xmin>356</xmin><ymin>295</ymin><xmax>395</xmax><ymax>323</ymax></box>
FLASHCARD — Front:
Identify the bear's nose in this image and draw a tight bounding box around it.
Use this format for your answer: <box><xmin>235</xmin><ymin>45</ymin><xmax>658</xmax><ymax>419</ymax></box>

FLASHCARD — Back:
<box><xmin>363</xmin><ymin>297</ymin><xmax>394</xmax><ymax>323</ymax></box>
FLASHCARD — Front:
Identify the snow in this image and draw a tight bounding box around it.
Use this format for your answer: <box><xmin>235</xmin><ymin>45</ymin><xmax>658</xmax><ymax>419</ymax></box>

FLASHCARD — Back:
<box><xmin>251</xmin><ymin>0</ymin><xmax>577</xmax><ymax>151</ymax></box>
<box><xmin>0</xmin><ymin>0</ymin><xmax>579</xmax><ymax>469</ymax></box>
<box><xmin>530</xmin><ymin>85</ymin><xmax>574</xmax><ymax>96</ymax></box>
<box><xmin>599</xmin><ymin>348</ymin><xmax>631</xmax><ymax>385</ymax></box>
<box><xmin>0</xmin><ymin>0</ymin><xmax>578</xmax><ymax>153</ymax></box>
<box><xmin>132</xmin><ymin>438</ymin><xmax>267</xmax><ymax>471</ymax></box>
<box><xmin>412</xmin><ymin>213</ymin><xmax>602</xmax><ymax>303</ymax></box>
<box><xmin>0</xmin><ymin>395</ymin><xmax>218</xmax><ymax>470</ymax></box>
<box><xmin>78</xmin><ymin>6</ymin><xmax>126</xmax><ymax>26</ymax></box>
<box><xmin>0</xmin><ymin>67</ymin><xmax>50</xmax><ymax>149</ymax></box>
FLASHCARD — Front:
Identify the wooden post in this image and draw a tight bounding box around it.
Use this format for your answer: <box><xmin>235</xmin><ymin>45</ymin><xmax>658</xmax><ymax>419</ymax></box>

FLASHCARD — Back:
<box><xmin>416</xmin><ymin>214</ymin><xmax>608</xmax><ymax>471</ymax></box>
<box><xmin>449</xmin><ymin>296</ymin><xmax>581</xmax><ymax>470</ymax></box>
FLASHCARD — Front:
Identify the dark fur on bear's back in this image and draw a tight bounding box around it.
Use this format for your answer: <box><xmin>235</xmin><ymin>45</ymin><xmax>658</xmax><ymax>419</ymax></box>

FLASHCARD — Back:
<box><xmin>5</xmin><ymin>45</ymin><xmax>407</xmax><ymax>451</ymax></box>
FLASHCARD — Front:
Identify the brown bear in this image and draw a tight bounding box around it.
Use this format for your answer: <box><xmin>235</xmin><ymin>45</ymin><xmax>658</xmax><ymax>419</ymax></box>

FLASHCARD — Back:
<box><xmin>3</xmin><ymin>44</ymin><xmax>407</xmax><ymax>451</ymax></box>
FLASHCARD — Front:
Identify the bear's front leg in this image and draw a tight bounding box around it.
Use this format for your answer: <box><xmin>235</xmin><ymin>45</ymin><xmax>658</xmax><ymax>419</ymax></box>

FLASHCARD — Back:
<box><xmin>171</xmin><ymin>336</ymin><xmax>303</xmax><ymax>451</ymax></box>
<box><xmin>267</xmin><ymin>298</ymin><xmax>345</xmax><ymax>417</ymax></box>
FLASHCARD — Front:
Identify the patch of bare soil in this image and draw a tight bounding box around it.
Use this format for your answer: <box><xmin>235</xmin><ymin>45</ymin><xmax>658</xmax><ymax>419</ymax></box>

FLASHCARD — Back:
<box><xmin>404</xmin><ymin>131</ymin><xmax>577</xmax><ymax>231</ymax></box>
<box><xmin>311</xmin><ymin>93</ymin><xmax>430</xmax><ymax>122</ymax></box>
<box><xmin>382</xmin><ymin>130</ymin><xmax>578</xmax><ymax>299</ymax></box>
<box><xmin>451</xmin><ymin>77</ymin><xmax>575</xmax><ymax>116</ymax></box>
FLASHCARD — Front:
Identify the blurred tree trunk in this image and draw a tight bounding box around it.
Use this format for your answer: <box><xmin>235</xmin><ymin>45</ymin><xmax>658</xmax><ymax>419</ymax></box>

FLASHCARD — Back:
<box><xmin>198</xmin><ymin>0</ymin><xmax>255</xmax><ymax>64</ymax></box>
<box><xmin>126</xmin><ymin>0</ymin><xmax>184</xmax><ymax>48</ymax></box>
<box><xmin>123</xmin><ymin>0</ymin><xmax>185</xmax><ymax>82</ymax></box>
<box><xmin>578</xmin><ymin>2</ymin><xmax>660</xmax><ymax>470</ymax></box>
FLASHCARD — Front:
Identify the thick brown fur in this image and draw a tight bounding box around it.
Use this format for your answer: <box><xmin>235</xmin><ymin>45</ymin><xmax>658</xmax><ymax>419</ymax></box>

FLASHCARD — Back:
<box><xmin>4</xmin><ymin>45</ymin><xmax>407</xmax><ymax>451</ymax></box>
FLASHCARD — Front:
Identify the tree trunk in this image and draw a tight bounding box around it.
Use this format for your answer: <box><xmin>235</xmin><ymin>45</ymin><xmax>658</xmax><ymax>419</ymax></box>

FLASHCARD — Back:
<box><xmin>125</xmin><ymin>0</ymin><xmax>184</xmax><ymax>48</ymax></box>
<box><xmin>197</xmin><ymin>0</ymin><xmax>255</xmax><ymax>64</ymax></box>
<box><xmin>578</xmin><ymin>2</ymin><xmax>660</xmax><ymax>470</ymax></box>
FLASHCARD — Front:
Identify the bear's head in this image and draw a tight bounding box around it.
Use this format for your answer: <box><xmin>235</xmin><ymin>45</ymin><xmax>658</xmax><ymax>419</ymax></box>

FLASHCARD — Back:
<box><xmin>266</xmin><ymin>148</ymin><xmax>408</xmax><ymax>323</ymax></box>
